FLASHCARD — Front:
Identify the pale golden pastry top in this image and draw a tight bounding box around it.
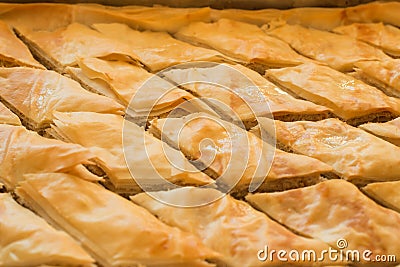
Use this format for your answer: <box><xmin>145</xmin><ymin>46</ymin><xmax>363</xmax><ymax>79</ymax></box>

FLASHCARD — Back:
<box><xmin>0</xmin><ymin>3</ymin><xmax>210</xmax><ymax>33</ymax></box>
<box><xmin>0</xmin><ymin>67</ymin><xmax>124</xmax><ymax>129</ymax></box>
<box><xmin>104</xmin><ymin>6</ymin><xmax>212</xmax><ymax>33</ymax></box>
<box><xmin>52</xmin><ymin>112</ymin><xmax>213</xmax><ymax>189</ymax></box>
<box><xmin>359</xmin><ymin>118</ymin><xmax>400</xmax><ymax>146</ymax></box>
<box><xmin>92</xmin><ymin>23</ymin><xmax>233</xmax><ymax>72</ymax></box>
<box><xmin>17</xmin><ymin>173</ymin><xmax>218</xmax><ymax>267</ymax></box>
<box><xmin>175</xmin><ymin>19</ymin><xmax>311</xmax><ymax>67</ymax></box>
<box><xmin>0</xmin><ymin>3</ymin><xmax>74</xmax><ymax>31</ymax></box>
<box><xmin>265</xmin><ymin>24</ymin><xmax>390</xmax><ymax>71</ymax></box>
<box><xmin>246</xmin><ymin>179</ymin><xmax>400</xmax><ymax>261</ymax></box>
<box><xmin>0</xmin><ymin>193</ymin><xmax>94</xmax><ymax>267</ymax></box>
<box><xmin>0</xmin><ymin>102</ymin><xmax>21</xmax><ymax>126</ymax></box>
<box><xmin>266</xmin><ymin>63</ymin><xmax>400</xmax><ymax>120</ymax></box>
<box><xmin>77</xmin><ymin>57</ymin><xmax>213</xmax><ymax>117</ymax></box>
<box><xmin>132</xmin><ymin>187</ymin><xmax>334</xmax><ymax>267</ymax></box>
<box><xmin>211</xmin><ymin>7</ymin><xmax>345</xmax><ymax>31</ymax></box>
<box><xmin>345</xmin><ymin>1</ymin><xmax>400</xmax><ymax>28</ymax></box>
<box><xmin>334</xmin><ymin>23</ymin><xmax>400</xmax><ymax>56</ymax></box>
<box><xmin>0</xmin><ymin>20</ymin><xmax>43</xmax><ymax>68</ymax></box>
<box><xmin>363</xmin><ymin>181</ymin><xmax>400</xmax><ymax>212</ymax></box>
<box><xmin>263</xmin><ymin>118</ymin><xmax>400</xmax><ymax>182</ymax></box>
<box><xmin>355</xmin><ymin>59</ymin><xmax>400</xmax><ymax>94</ymax></box>
<box><xmin>163</xmin><ymin>63</ymin><xmax>331</xmax><ymax>121</ymax></box>
<box><xmin>22</xmin><ymin>22</ymin><xmax>142</xmax><ymax>68</ymax></box>
<box><xmin>151</xmin><ymin>113</ymin><xmax>332</xmax><ymax>188</ymax></box>
<box><xmin>210</xmin><ymin>8</ymin><xmax>283</xmax><ymax>26</ymax></box>
<box><xmin>0</xmin><ymin>125</ymin><xmax>96</xmax><ymax>189</ymax></box>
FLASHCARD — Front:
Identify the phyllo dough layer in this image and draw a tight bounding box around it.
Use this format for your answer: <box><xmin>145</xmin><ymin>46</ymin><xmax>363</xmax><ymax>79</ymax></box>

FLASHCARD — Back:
<box><xmin>246</xmin><ymin>180</ymin><xmax>400</xmax><ymax>265</ymax></box>
<box><xmin>0</xmin><ymin>193</ymin><xmax>94</xmax><ymax>267</ymax></box>
<box><xmin>265</xmin><ymin>24</ymin><xmax>390</xmax><ymax>72</ymax></box>
<box><xmin>354</xmin><ymin>59</ymin><xmax>400</xmax><ymax>98</ymax></box>
<box><xmin>256</xmin><ymin>118</ymin><xmax>400</xmax><ymax>185</ymax></box>
<box><xmin>67</xmin><ymin>57</ymin><xmax>215</xmax><ymax>120</ymax></box>
<box><xmin>92</xmin><ymin>23</ymin><xmax>234</xmax><ymax>72</ymax></box>
<box><xmin>266</xmin><ymin>63</ymin><xmax>400</xmax><ymax>125</ymax></box>
<box><xmin>359</xmin><ymin>118</ymin><xmax>400</xmax><ymax>146</ymax></box>
<box><xmin>150</xmin><ymin>113</ymin><xmax>332</xmax><ymax>196</ymax></box>
<box><xmin>132</xmin><ymin>187</ymin><xmax>336</xmax><ymax>267</ymax></box>
<box><xmin>175</xmin><ymin>19</ymin><xmax>311</xmax><ymax>72</ymax></box>
<box><xmin>49</xmin><ymin>112</ymin><xmax>213</xmax><ymax>194</ymax></box>
<box><xmin>0</xmin><ymin>67</ymin><xmax>124</xmax><ymax>131</ymax></box>
<box><xmin>163</xmin><ymin>63</ymin><xmax>331</xmax><ymax>127</ymax></box>
<box><xmin>16</xmin><ymin>173</ymin><xmax>219</xmax><ymax>267</ymax></box>
<box><xmin>0</xmin><ymin>124</ymin><xmax>97</xmax><ymax>190</ymax></box>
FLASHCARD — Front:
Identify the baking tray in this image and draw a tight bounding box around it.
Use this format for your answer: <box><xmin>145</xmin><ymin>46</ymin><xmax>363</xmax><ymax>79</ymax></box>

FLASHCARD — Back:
<box><xmin>0</xmin><ymin>0</ymin><xmax>380</xmax><ymax>9</ymax></box>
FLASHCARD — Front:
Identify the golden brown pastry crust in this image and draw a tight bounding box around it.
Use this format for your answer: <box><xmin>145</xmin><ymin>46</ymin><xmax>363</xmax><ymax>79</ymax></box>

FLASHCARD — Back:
<box><xmin>16</xmin><ymin>173</ymin><xmax>218</xmax><ymax>267</ymax></box>
<box><xmin>246</xmin><ymin>179</ymin><xmax>400</xmax><ymax>265</ymax></box>
<box><xmin>132</xmin><ymin>187</ymin><xmax>335</xmax><ymax>267</ymax></box>
<box><xmin>87</xmin><ymin>5</ymin><xmax>212</xmax><ymax>33</ymax></box>
<box><xmin>264</xmin><ymin>24</ymin><xmax>390</xmax><ymax>72</ymax></box>
<box><xmin>175</xmin><ymin>19</ymin><xmax>311</xmax><ymax>69</ymax></box>
<box><xmin>363</xmin><ymin>181</ymin><xmax>400</xmax><ymax>213</ymax></box>
<box><xmin>261</xmin><ymin>118</ymin><xmax>400</xmax><ymax>184</ymax></box>
<box><xmin>51</xmin><ymin>112</ymin><xmax>213</xmax><ymax>193</ymax></box>
<box><xmin>0</xmin><ymin>193</ymin><xmax>94</xmax><ymax>267</ymax></box>
<box><xmin>0</xmin><ymin>3</ymin><xmax>74</xmax><ymax>32</ymax></box>
<box><xmin>354</xmin><ymin>59</ymin><xmax>400</xmax><ymax>98</ymax></box>
<box><xmin>150</xmin><ymin>113</ymin><xmax>332</xmax><ymax>194</ymax></box>
<box><xmin>334</xmin><ymin>23</ymin><xmax>400</xmax><ymax>57</ymax></box>
<box><xmin>345</xmin><ymin>1</ymin><xmax>400</xmax><ymax>28</ymax></box>
<box><xmin>265</xmin><ymin>63</ymin><xmax>400</xmax><ymax>123</ymax></box>
<box><xmin>359</xmin><ymin>118</ymin><xmax>400</xmax><ymax>146</ymax></box>
<box><xmin>92</xmin><ymin>23</ymin><xmax>234</xmax><ymax>72</ymax></box>
<box><xmin>17</xmin><ymin>22</ymin><xmax>142</xmax><ymax>72</ymax></box>
<box><xmin>0</xmin><ymin>101</ymin><xmax>20</xmax><ymax>126</ymax></box>
<box><xmin>0</xmin><ymin>3</ymin><xmax>211</xmax><ymax>34</ymax></box>
<box><xmin>0</xmin><ymin>125</ymin><xmax>97</xmax><ymax>189</ymax></box>
<box><xmin>0</xmin><ymin>20</ymin><xmax>43</xmax><ymax>68</ymax></box>
<box><xmin>0</xmin><ymin>67</ymin><xmax>124</xmax><ymax>130</ymax></box>
<box><xmin>211</xmin><ymin>7</ymin><xmax>345</xmax><ymax>31</ymax></box>
<box><xmin>75</xmin><ymin>57</ymin><xmax>215</xmax><ymax>118</ymax></box>
<box><xmin>162</xmin><ymin>63</ymin><xmax>331</xmax><ymax>124</ymax></box>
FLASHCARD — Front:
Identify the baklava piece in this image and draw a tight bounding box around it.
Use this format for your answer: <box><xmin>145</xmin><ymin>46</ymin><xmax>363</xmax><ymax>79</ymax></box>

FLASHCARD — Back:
<box><xmin>246</xmin><ymin>180</ymin><xmax>400</xmax><ymax>265</ymax></box>
<box><xmin>363</xmin><ymin>181</ymin><xmax>400</xmax><ymax>213</ymax></box>
<box><xmin>0</xmin><ymin>67</ymin><xmax>124</xmax><ymax>131</ymax></box>
<box><xmin>0</xmin><ymin>124</ymin><xmax>97</xmax><ymax>190</ymax></box>
<box><xmin>92</xmin><ymin>23</ymin><xmax>234</xmax><ymax>72</ymax></box>
<box><xmin>334</xmin><ymin>23</ymin><xmax>400</xmax><ymax>57</ymax></box>
<box><xmin>354</xmin><ymin>59</ymin><xmax>400</xmax><ymax>98</ymax></box>
<box><xmin>49</xmin><ymin>112</ymin><xmax>213</xmax><ymax>194</ymax></box>
<box><xmin>0</xmin><ymin>193</ymin><xmax>94</xmax><ymax>267</ymax></box>
<box><xmin>175</xmin><ymin>19</ymin><xmax>311</xmax><ymax>72</ymax></box>
<box><xmin>163</xmin><ymin>63</ymin><xmax>331</xmax><ymax>128</ymax></box>
<box><xmin>256</xmin><ymin>118</ymin><xmax>400</xmax><ymax>185</ymax></box>
<box><xmin>149</xmin><ymin>113</ymin><xmax>333</xmax><ymax>197</ymax></box>
<box><xmin>0</xmin><ymin>101</ymin><xmax>20</xmax><ymax>126</ymax></box>
<box><xmin>345</xmin><ymin>1</ymin><xmax>400</xmax><ymax>28</ymax></box>
<box><xmin>16</xmin><ymin>173</ymin><xmax>219</xmax><ymax>267</ymax></box>
<box><xmin>0</xmin><ymin>20</ymin><xmax>43</xmax><ymax>68</ymax></box>
<box><xmin>266</xmin><ymin>63</ymin><xmax>400</xmax><ymax>125</ymax></box>
<box><xmin>132</xmin><ymin>187</ymin><xmax>337</xmax><ymax>267</ymax></box>
<box><xmin>66</xmin><ymin>57</ymin><xmax>216</xmax><ymax>122</ymax></box>
<box><xmin>359</xmin><ymin>118</ymin><xmax>400</xmax><ymax>146</ymax></box>
<box><xmin>264</xmin><ymin>24</ymin><xmax>390</xmax><ymax>72</ymax></box>
<box><xmin>211</xmin><ymin>7</ymin><xmax>345</xmax><ymax>31</ymax></box>
<box><xmin>15</xmin><ymin>22</ymin><xmax>142</xmax><ymax>72</ymax></box>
